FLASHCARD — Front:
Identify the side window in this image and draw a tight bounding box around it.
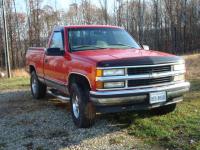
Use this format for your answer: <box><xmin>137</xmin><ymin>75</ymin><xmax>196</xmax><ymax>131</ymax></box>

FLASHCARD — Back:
<box><xmin>50</xmin><ymin>32</ymin><xmax>64</xmax><ymax>50</ymax></box>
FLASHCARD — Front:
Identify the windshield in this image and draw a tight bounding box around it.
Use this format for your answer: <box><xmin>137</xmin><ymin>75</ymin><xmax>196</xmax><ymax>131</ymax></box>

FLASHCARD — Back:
<box><xmin>68</xmin><ymin>28</ymin><xmax>141</xmax><ymax>51</ymax></box>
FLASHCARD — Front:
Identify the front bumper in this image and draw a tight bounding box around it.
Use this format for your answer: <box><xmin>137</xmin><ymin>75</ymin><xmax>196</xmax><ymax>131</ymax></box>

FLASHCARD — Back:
<box><xmin>90</xmin><ymin>82</ymin><xmax>190</xmax><ymax>112</ymax></box>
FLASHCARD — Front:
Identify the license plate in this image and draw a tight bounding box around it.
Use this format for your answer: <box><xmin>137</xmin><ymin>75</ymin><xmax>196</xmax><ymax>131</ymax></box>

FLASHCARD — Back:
<box><xmin>150</xmin><ymin>91</ymin><xmax>166</xmax><ymax>104</ymax></box>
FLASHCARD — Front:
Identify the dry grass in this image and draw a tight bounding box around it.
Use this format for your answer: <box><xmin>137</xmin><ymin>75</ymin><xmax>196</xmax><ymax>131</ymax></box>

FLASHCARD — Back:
<box><xmin>0</xmin><ymin>69</ymin><xmax>29</xmax><ymax>78</ymax></box>
<box><xmin>184</xmin><ymin>54</ymin><xmax>200</xmax><ymax>80</ymax></box>
<box><xmin>11</xmin><ymin>69</ymin><xmax>29</xmax><ymax>77</ymax></box>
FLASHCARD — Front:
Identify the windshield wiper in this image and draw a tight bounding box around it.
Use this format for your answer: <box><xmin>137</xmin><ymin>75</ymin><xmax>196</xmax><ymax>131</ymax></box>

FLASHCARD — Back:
<box><xmin>110</xmin><ymin>44</ymin><xmax>135</xmax><ymax>48</ymax></box>
<box><xmin>72</xmin><ymin>45</ymin><xmax>107</xmax><ymax>50</ymax></box>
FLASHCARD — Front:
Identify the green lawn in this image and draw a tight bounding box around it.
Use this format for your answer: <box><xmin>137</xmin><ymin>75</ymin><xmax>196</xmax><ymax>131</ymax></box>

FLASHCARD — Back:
<box><xmin>111</xmin><ymin>80</ymin><xmax>200</xmax><ymax>150</ymax></box>
<box><xmin>0</xmin><ymin>77</ymin><xmax>30</xmax><ymax>90</ymax></box>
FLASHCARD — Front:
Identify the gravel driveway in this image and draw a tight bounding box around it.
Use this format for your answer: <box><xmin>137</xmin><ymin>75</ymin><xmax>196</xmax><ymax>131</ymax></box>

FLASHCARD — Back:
<box><xmin>0</xmin><ymin>89</ymin><xmax>156</xmax><ymax>150</ymax></box>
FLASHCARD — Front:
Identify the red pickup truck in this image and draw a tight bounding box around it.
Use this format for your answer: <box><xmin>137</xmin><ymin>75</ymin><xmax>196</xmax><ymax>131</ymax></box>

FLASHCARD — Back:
<box><xmin>26</xmin><ymin>25</ymin><xmax>190</xmax><ymax>128</ymax></box>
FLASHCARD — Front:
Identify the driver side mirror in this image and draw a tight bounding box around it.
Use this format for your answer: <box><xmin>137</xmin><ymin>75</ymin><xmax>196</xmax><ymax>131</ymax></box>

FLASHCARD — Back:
<box><xmin>46</xmin><ymin>48</ymin><xmax>65</xmax><ymax>56</ymax></box>
<box><xmin>143</xmin><ymin>45</ymin><xmax>150</xmax><ymax>50</ymax></box>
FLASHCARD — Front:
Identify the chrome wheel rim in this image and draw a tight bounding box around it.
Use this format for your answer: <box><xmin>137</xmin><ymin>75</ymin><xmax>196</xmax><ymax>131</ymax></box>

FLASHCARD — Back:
<box><xmin>32</xmin><ymin>78</ymin><xmax>37</xmax><ymax>94</ymax></box>
<box><xmin>72</xmin><ymin>94</ymin><xmax>79</xmax><ymax>118</ymax></box>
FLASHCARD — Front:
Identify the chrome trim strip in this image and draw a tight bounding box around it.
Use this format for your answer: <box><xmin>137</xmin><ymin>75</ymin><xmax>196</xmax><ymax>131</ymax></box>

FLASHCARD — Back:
<box><xmin>97</xmin><ymin>61</ymin><xmax>184</xmax><ymax>69</ymax></box>
<box><xmin>91</xmin><ymin>95</ymin><xmax>147</xmax><ymax>105</ymax></box>
<box><xmin>96</xmin><ymin>70</ymin><xmax>185</xmax><ymax>82</ymax></box>
<box><xmin>44</xmin><ymin>76</ymin><xmax>67</xmax><ymax>86</ymax></box>
<box><xmin>90</xmin><ymin>82</ymin><xmax>190</xmax><ymax>96</ymax></box>
<box><xmin>96</xmin><ymin>81</ymin><xmax>185</xmax><ymax>91</ymax></box>
<box><xmin>47</xmin><ymin>90</ymin><xmax>70</xmax><ymax>101</ymax></box>
<box><xmin>91</xmin><ymin>94</ymin><xmax>184</xmax><ymax>106</ymax></box>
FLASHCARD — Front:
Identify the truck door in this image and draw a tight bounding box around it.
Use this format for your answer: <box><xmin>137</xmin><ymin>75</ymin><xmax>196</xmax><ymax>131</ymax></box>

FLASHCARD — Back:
<box><xmin>44</xmin><ymin>31</ymin><xmax>67</xmax><ymax>90</ymax></box>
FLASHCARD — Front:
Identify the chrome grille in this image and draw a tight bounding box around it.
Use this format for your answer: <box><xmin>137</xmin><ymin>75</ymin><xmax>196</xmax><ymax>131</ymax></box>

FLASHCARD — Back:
<box><xmin>96</xmin><ymin>63</ymin><xmax>185</xmax><ymax>90</ymax></box>
<box><xmin>128</xmin><ymin>76</ymin><xmax>173</xmax><ymax>87</ymax></box>
<box><xmin>127</xmin><ymin>65</ymin><xmax>172</xmax><ymax>75</ymax></box>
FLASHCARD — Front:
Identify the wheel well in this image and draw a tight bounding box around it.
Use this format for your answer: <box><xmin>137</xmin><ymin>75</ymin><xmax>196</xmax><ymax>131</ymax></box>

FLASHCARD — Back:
<box><xmin>29</xmin><ymin>65</ymin><xmax>35</xmax><ymax>73</ymax></box>
<box><xmin>68</xmin><ymin>74</ymin><xmax>91</xmax><ymax>91</ymax></box>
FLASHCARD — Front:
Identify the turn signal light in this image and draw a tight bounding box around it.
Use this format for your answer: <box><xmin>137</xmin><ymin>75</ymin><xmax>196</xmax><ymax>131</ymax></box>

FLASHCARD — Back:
<box><xmin>96</xmin><ymin>69</ymin><xmax>103</xmax><ymax>77</ymax></box>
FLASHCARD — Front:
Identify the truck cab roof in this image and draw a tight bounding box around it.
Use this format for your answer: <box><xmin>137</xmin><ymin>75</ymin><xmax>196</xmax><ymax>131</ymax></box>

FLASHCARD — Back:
<box><xmin>54</xmin><ymin>25</ymin><xmax>122</xmax><ymax>32</ymax></box>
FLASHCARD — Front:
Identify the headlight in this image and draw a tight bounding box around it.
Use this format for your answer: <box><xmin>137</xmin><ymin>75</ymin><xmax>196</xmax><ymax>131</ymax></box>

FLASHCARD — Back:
<box><xmin>174</xmin><ymin>74</ymin><xmax>185</xmax><ymax>81</ymax></box>
<box><xmin>96</xmin><ymin>69</ymin><xmax>125</xmax><ymax>77</ymax></box>
<box><xmin>104</xmin><ymin>81</ymin><xmax>125</xmax><ymax>89</ymax></box>
<box><xmin>174</xmin><ymin>63</ymin><xmax>185</xmax><ymax>71</ymax></box>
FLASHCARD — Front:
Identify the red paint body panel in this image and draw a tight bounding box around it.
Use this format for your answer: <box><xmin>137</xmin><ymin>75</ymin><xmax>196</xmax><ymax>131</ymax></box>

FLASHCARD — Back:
<box><xmin>25</xmin><ymin>48</ymin><xmax>45</xmax><ymax>78</ymax></box>
<box><xmin>64</xmin><ymin>25</ymin><xmax>122</xmax><ymax>29</ymax></box>
<box><xmin>72</xmin><ymin>48</ymin><xmax>173</xmax><ymax>63</ymax></box>
<box><xmin>25</xmin><ymin>25</ymin><xmax>176</xmax><ymax>92</ymax></box>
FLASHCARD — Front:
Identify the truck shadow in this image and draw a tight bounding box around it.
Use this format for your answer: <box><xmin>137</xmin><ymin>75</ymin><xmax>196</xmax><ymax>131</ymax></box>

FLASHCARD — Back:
<box><xmin>100</xmin><ymin>110</ymin><xmax>160</xmax><ymax>129</ymax></box>
<box><xmin>0</xmin><ymin>89</ymin><xmax>158</xmax><ymax>149</ymax></box>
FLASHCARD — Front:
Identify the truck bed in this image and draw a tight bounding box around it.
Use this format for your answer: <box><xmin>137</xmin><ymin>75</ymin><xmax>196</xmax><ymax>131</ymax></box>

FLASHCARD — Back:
<box><xmin>25</xmin><ymin>47</ymin><xmax>45</xmax><ymax>78</ymax></box>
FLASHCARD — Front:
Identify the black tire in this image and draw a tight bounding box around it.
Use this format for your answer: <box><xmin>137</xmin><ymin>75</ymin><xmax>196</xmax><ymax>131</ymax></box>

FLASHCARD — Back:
<box><xmin>31</xmin><ymin>71</ymin><xmax>47</xmax><ymax>99</ymax></box>
<box><xmin>151</xmin><ymin>104</ymin><xmax>176</xmax><ymax>115</ymax></box>
<box><xmin>70</xmin><ymin>83</ymin><xmax>96</xmax><ymax>128</ymax></box>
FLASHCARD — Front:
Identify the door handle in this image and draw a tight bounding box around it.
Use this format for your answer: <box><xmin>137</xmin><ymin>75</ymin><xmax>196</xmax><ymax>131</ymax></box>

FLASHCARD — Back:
<box><xmin>45</xmin><ymin>59</ymin><xmax>48</xmax><ymax>63</ymax></box>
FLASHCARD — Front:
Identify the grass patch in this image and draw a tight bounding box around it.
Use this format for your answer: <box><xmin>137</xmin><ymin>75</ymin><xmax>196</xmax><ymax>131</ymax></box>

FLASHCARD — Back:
<box><xmin>36</xmin><ymin>146</ymin><xmax>46</xmax><ymax>150</ymax></box>
<box><xmin>0</xmin><ymin>143</ymin><xmax>6</xmax><ymax>150</ymax></box>
<box><xmin>109</xmin><ymin>136</ymin><xmax>125</xmax><ymax>145</ymax></box>
<box><xmin>125</xmin><ymin>79</ymin><xmax>200</xmax><ymax>150</ymax></box>
<box><xmin>0</xmin><ymin>77</ymin><xmax>29</xmax><ymax>90</ymax></box>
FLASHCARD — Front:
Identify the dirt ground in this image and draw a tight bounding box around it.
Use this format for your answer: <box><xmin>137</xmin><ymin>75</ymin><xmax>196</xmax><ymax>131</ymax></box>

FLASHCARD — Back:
<box><xmin>0</xmin><ymin>89</ymin><xmax>158</xmax><ymax>150</ymax></box>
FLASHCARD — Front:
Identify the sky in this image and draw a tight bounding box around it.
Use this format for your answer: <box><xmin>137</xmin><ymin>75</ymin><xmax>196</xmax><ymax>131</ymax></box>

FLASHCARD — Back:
<box><xmin>15</xmin><ymin>0</ymin><xmax>114</xmax><ymax>13</ymax></box>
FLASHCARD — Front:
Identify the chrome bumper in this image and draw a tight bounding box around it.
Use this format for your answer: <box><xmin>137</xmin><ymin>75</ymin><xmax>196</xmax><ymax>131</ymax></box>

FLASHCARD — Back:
<box><xmin>90</xmin><ymin>82</ymin><xmax>190</xmax><ymax>106</ymax></box>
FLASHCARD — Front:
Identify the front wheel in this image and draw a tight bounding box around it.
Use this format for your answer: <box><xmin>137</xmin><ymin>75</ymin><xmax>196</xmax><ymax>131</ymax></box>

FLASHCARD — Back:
<box><xmin>31</xmin><ymin>71</ymin><xmax>47</xmax><ymax>99</ymax></box>
<box><xmin>70</xmin><ymin>83</ymin><xmax>96</xmax><ymax>128</ymax></box>
<box><xmin>151</xmin><ymin>104</ymin><xmax>176</xmax><ymax>115</ymax></box>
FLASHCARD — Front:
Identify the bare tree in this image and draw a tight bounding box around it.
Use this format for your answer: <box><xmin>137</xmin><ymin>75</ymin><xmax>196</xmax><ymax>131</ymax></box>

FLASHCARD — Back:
<box><xmin>1</xmin><ymin>0</ymin><xmax>200</xmax><ymax>68</ymax></box>
<box><xmin>99</xmin><ymin>0</ymin><xmax>108</xmax><ymax>24</ymax></box>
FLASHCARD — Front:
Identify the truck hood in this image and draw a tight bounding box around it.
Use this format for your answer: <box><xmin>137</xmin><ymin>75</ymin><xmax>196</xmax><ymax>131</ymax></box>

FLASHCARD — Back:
<box><xmin>73</xmin><ymin>48</ymin><xmax>182</xmax><ymax>67</ymax></box>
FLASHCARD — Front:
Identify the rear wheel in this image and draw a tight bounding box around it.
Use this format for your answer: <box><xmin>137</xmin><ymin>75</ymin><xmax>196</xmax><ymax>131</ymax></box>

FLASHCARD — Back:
<box><xmin>151</xmin><ymin>104</ymin><xmax>176</xmax><ymax>115</ymax></box>
<box><xmin>70</xmin><ymin>83</ymin><xmax>96</xmax><ymax>128</ymax></box>
<box><xmin>31</xmin><ymin>71</ymin><xmax>47</xmax><ymax>99</ymax></box>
